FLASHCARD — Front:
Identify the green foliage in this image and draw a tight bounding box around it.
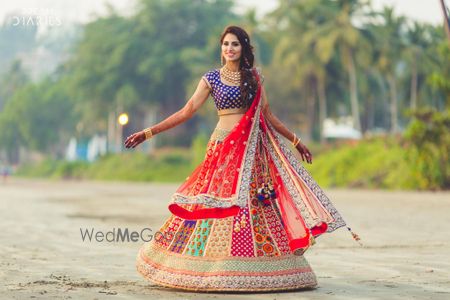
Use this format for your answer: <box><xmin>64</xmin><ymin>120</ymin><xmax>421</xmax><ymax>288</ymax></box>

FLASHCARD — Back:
<box><xmin>190</xmin><ymin>132</ymin><xmax>210</xmax><ymax>167</ymax></box>
<box><xmin>304</xmin><ymin>120</ymin><xmax>450</xmax><ymax>191</ymax></box>
<box><xmin>304</xmin><ymin>137</ymin><xmax>412</xmax><ymax>189</ymax></box>
<box><xmin>16</xmin><ymin>150</ymin><xmax>193</xmax><ymax>182</ymax></box>
<box><xmin>427</xmin><ymin>41</ymin><xmax>450</xmax><ymax>107</ymax></box>
<box><xmin>403</xmin><ymin>108</ymin><xmax>450</xmax><ymax>189</ymax></box>
<box><xmin>16</xmin><ymin>132</ymin><xmax>212</xmax><ymax>182</ymax></box>
<box><xmin>0</xmin><ymin>77</ymin><xmax>76</xmax><ymax>158</ymax></box>
<box><xmin>67</xmin><ymin>0</ymin><xmax>236</xmax><ymax>137</ymax></box>
<box><xmin>16</xmin><ymin>127</ymin><xmax>450</xmax><ymax>190</ymax></box>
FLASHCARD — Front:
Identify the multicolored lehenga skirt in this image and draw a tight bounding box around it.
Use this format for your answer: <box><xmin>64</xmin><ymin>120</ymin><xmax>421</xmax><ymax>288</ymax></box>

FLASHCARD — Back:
<box><xmin>137</xmin><ymin>69</ymin><xmax>348</xmax><ymax>291</ymax></box>
<box><xmin>136</xmin><ymin>126</ymin><xmax>319</xmax><ymax>292</ymax></box>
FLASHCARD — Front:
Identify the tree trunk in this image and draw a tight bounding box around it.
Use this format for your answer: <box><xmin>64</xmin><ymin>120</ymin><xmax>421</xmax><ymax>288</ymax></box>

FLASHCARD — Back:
<box><xmin>303</xmin><ymin>78</ymin><xmax>316</xmax><ymax>143</ymax></box>
<box><xmin>366</xmin><ymin>94</ymin><xmax>374</xmax><ymax>132</ymax></box>
<box><xmin>317</xmin><ymin>78</ymin><xmax>327</xmax><ymax>143</ymax></box>
<box><xmin>410</xmin><ymin>55</ymin><xmax>418</xmax><ymax>109</ymax></box>
<box><xmin>107</xmin><ymin>110</ymin><xmax>115</xmax><ymax>153</ymax></box>
<box><xmin>346</xmin><ymin>48</ymin><xmax>361</xmax><ymax>133</ymax></box>
<box><xmin>388</xmin><ymin>74</ymin><xmax>398</xmax><ymax>134</ymax></box>
<box><xmin>439</xmin><ymin>0</ymin><xmax>450</xmax><ymax>42</ymax></box>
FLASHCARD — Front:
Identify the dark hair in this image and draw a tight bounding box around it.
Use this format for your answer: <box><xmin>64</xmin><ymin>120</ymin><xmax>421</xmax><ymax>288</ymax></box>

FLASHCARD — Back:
<box><xmin>220</xmin><ymin>25</ymin><xmax>259</xmax><ymax>109</ymax></box>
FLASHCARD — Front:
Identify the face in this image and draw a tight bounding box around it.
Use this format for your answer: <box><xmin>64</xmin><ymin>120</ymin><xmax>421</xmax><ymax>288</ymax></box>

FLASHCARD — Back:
<box><xmin>221</xmin><ymin>33</ymin><xmax>242</xmax><ymax>63</ymax></box>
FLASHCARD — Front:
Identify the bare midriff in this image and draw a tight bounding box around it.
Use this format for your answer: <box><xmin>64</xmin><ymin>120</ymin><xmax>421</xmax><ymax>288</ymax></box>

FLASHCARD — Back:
<box><xmin>216</xmin><ymin>113</ymin><xmax>245</xmax><ymax>131</ymax></box>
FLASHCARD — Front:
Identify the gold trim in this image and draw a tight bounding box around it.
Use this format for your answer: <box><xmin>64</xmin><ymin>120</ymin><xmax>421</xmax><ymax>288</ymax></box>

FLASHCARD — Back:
<box><xmin>217</xmin><ymin>107</ymin><xmax>247</xmax><ymax>116</ymax></box>
<box><xmin>136</xmin><ymin>263</ymin><xmax>318</xmax><ymax>292</ymax></box>
<box><xmin>201</xmin><ymin>76</ymin><xmax>212</xmax><ymax>91</ymax></box>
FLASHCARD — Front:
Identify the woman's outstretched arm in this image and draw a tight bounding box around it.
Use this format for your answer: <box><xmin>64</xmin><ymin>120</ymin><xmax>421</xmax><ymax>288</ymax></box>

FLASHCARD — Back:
<box><xmin>124</xmin><ymin>78</ymin><xmax>210</xmax><ymax>148</ymax></box>
<box><xmin>148</xmin><ymin>78</ymin><xmax>210</xmax><ymax>135</ymax></box>
<box><xmin>261</xmin><ymin>85</ymin><xmax>313</xmax><ymax>164</ymax></box>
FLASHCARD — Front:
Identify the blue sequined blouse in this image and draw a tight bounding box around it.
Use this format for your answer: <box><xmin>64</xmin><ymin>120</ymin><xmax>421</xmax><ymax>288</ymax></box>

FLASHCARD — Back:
<box><xmin>202</xmin><ymin>69</ymin><xmax>243</xmax><ymax>111</ymax></box>
<box><xmin>202</xmin><ymin>68</ymin><xmax>264</xmax><ymax>115</ymax></box>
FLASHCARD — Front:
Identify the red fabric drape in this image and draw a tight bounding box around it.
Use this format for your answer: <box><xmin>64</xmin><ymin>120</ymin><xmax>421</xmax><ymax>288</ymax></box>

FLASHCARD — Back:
<box><xmin>169</xmin><ymin>68</ymin><xmax>263</xmax><ymax>219</ymax></box>
<box><xmin>168</xmin><ymin>68</ymin><xmax>335</xmax><ymax>254</ymax></box>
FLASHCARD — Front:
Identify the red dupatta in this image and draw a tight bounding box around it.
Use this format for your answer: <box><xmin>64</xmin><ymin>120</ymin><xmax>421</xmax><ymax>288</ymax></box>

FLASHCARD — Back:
<box><xmin>168</xmin><ymin>68</ymin><xmax>347</xmax><ymax>254</ymax></box>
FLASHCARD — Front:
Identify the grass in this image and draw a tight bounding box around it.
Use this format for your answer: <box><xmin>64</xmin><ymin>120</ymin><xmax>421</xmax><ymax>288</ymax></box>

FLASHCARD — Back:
<box><xmin>16</xmin><ymin>135</ymin><xmax>443</xmax><ymax>190</ymax></box>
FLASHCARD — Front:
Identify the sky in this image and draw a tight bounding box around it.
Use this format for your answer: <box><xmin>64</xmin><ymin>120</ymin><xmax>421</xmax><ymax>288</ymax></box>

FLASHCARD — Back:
<box><xmin>0</xmin><ymin>0</ymin><xmax>446</xmax><ymax>30</ymax></box>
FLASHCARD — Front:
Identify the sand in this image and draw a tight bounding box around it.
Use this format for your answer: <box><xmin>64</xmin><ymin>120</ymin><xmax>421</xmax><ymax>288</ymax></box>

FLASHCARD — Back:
<box><xmin>1</xmin><ymin>178</ymin><xmax>449</xmax><ymax>299</ymax></box>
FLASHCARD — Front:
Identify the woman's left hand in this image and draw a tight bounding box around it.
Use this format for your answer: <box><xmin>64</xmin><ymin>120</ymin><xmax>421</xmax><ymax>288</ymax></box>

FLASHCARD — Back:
<box><xmin>295</xmin><ymin>142</ymin><xmax>313</xmax><ymax>164</ymax></box>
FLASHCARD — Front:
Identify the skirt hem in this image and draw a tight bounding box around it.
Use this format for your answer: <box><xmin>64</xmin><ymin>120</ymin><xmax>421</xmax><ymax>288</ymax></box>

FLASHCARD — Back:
<box><xmin>136</xmin><ymin>243</ymin><xmax>318</xmax><ymax>292</ymax></box>
<box><xmin>136</xmin><ymin>263</ymin><xmax>318</xmax><ymax>292</ymax></box>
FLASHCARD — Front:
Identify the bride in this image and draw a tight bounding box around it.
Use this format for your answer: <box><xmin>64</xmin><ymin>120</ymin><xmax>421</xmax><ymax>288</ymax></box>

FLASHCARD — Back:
<box><xmin>124</xmin><ymin>25</ymin><xmax>351</xmax><ymax>292</ymax></box>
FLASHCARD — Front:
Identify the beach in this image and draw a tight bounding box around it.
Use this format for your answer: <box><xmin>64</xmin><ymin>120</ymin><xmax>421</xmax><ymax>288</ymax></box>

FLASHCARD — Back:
<box><xmin>1</xmin><ymin>178</ymin><xmax>449</xmax><ymax>299</ymax></box>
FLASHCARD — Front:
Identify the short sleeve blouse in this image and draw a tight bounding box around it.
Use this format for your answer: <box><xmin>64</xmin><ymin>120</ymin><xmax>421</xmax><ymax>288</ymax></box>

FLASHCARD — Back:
<box><xmin>202</xmin><ymin>67</ymin><xmax>264</xmax><ymax>111</ymax></box>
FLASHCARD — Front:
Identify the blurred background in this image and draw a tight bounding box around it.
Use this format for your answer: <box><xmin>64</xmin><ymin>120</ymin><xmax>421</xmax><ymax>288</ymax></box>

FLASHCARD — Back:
<box><xmin>0</xmin><ymin>0</ymin><xmax>448</xmax><ymax>190</ymax></box>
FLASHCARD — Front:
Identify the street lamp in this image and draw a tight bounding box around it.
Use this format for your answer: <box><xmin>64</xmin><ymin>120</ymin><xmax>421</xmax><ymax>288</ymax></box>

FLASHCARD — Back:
<box><xmin>117</xmin><ymin>113</ymin><xmax>129</xmax><ymax>152</ymax></box>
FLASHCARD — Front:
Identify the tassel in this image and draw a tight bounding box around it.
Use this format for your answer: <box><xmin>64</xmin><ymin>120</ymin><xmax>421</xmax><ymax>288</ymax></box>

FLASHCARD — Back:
<box><xmin>347</xmin><ymin>226</ymin><xmax>363</xmax><ymax>246</ymax></box>
<box><xmin>309</xmin><ymin>233</ymin><xmax>316</xmax><ymax>246</ymax></box>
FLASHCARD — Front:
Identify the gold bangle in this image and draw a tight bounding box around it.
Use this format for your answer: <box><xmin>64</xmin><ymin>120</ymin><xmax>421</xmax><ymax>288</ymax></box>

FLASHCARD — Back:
<box><xmin>144</xmin><ymin>127</ymin><xmax>153</xmax><ymax>140</ymax></box>
<box><xmin>291</xmin><ymin>133</ymin><xmax>298</xmax><ymax>146</ymax></box>
<box><xmin>292</xmin><ymin>133</ymin><xmax>301</xmax><ymax>147</ymax></box>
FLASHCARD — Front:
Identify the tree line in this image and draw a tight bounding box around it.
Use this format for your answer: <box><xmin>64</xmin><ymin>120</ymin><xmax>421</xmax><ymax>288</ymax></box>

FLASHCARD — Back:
<box><xmin>0</xmin><ymin>0</ymin><xmax>448</xmax><ymax>164</ymax></box>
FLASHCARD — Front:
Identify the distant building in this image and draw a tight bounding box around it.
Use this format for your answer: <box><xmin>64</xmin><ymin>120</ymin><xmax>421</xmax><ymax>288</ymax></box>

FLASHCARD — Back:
<box><xmin>66</xmin><ymin>134</ymin><xmax>107</xmax><ymax>162</ymax></box>
<box><xmin>323</xmin><ymin>117</ymin><xmax>362</xmax><ymax>140</ymax></box>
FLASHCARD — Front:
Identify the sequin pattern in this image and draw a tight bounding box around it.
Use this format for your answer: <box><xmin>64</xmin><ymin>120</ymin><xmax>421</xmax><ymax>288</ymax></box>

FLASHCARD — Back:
<box><xmin>185</xmin><ymin>219</ymin><xmax>213</xmax><ymax>256</ymax></box>
<box><xmin>203</xmin><ymin>69</ymin><xmax>244</xmax><ymax>110</ymax></box>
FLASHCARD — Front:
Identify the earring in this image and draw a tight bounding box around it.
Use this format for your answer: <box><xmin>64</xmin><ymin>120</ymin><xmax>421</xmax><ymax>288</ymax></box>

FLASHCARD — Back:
<box><xmin>221</xmin><ymin>55</ymin><xmax>225</xmax><ymax>66</ymax></box>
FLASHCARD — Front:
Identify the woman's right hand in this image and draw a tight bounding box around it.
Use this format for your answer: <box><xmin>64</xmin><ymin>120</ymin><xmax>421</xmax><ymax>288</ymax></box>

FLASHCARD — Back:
<box><xmin>124</xmin><ymin>131</ymin><xmax>146</xmax><ymax>149</ymax></box>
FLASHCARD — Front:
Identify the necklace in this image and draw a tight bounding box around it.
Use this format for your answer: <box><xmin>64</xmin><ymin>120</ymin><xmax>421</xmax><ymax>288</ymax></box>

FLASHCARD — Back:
<box><xmin>221</xmin><ymin>65</ymin><xmax>241</xmax><ymax>85</ymax></box>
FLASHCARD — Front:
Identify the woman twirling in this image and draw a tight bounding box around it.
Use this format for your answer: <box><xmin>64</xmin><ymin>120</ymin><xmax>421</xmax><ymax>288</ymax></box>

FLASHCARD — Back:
<box><xmin>125</xmin><ymin>25</ymin><xmax>350</xmax><ymax>292</ymax></box>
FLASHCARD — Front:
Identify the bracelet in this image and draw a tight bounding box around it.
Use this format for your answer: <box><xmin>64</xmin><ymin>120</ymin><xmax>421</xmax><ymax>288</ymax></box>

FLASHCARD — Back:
<box><xmin>143</xmin><ymin>127</ymin><xmax>153</xmax><ymax>140</ymax></box>
<box><xmin>291</xmin><ymin>133</ymin><xmax>301</xmax><ymax>147</ymax></box>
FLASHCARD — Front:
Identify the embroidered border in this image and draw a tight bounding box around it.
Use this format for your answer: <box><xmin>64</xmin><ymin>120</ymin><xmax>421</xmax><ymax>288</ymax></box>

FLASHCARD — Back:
<box><xmin>236</xmin><ymin>103</ymin><xmax>262</xmax><ymax>207</ymax></box>
<box><xmin>263</xmin><ymin>133</ymin><xmax>317</xmax><ymax>228</ymax></box>
<box><xmin>137</xmin><ymin>242</ymin><xmax>317</xmax><ymax>291</ymax></box>
<box><xmin>267</xmin><ymin>122</ymin><xmax>346</xmax><ymax>232</ymax></box>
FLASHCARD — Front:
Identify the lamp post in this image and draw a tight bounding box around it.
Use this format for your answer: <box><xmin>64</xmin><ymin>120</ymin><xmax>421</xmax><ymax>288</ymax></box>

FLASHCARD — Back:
<box><xmin>117</xmin><ymin>113</ymin><xmax>129</xmax><ymax>152</ymax></box>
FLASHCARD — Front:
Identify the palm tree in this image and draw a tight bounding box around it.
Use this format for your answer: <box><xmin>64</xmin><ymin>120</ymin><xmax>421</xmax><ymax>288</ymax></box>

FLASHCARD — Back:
<box><xmin>404</xmin><ymin>22</ymin><xmax>433</xmax><ymax>110</ymax></box>
<box><xmin>439</xmin><ymin>0</ymin><xmax>450</xmax><ymax>41</ymax></box>
<box><xmin>320</xmin><ymin>0</ymin><xmax>365</xmax><ymax>133</ymax></box>
<box><xmin>370</xmin><ymin>7</ymin><xmax>406</xmax><ymax>134</ymax></box>
<box><xmin>270</xmin><ymin>0</ymin><xmax>334</xmax><ymax>142</ymax></box>
<box><xmin>307</xmin><ymin>0</ymin><xmax>370</xmax><ymax>133</ymax></box>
